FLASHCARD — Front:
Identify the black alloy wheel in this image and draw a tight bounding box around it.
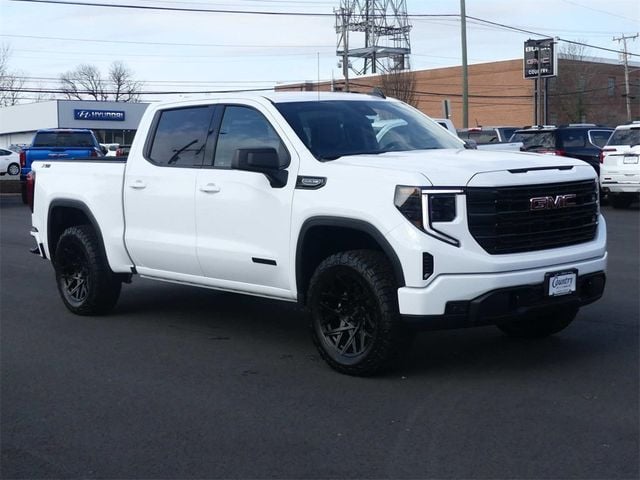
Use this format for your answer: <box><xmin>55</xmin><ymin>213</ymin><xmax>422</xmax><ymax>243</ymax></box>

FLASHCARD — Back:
<box><xmin>54</xmin><ymin>225</ymin><xmax>122</xmax><ymax>315</ymax></box>
<box><xmin>57</xmin><ymin>243</ymin><xmax>91</xmax><ymax>306</ymax></box>
<box><xmin>308</xmin><ymin>250</ymin><xmax>411</xmax><ymax>376</ymax></box>
<box><xmin>315</xmin><ymin>266</ymin><xmax>379</xmax><ymax>360</ymax></box>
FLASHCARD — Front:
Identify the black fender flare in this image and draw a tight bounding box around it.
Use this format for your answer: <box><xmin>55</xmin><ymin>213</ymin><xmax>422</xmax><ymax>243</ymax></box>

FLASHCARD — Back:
<box><xmin>295</xmin><ymin>216</ymin><xmax>406</xmax><ymax>302</ymax></box>
<box><xmin>47</xmin><ymin>199</ymin><xmax>108</xmax><ymax>263</ymax></box>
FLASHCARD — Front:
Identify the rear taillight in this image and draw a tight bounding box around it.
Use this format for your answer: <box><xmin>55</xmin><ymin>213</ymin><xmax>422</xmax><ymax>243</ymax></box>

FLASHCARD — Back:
<box><xmin>90</xmin><ymin>148</ymin><xmax>99</xmax><ymax>157</ymax></box>
<box><xmin>26</xmin><ymin>171</ymin><xmax>35</xmax><ymax>212</ymax></box>
<box><xmin>553</xmin><ymin>149</ymin><xmax>566</xmax><ymax>156</ymax></box>
<box><xmin>19</xmin><ymin>150</ymin><xmax>26</xmax><ymax>168</ymax></box>
<box><xmin>600</xmin><ymin>148</ymin><xmax>615</xmax><ymax>163</ymax></box>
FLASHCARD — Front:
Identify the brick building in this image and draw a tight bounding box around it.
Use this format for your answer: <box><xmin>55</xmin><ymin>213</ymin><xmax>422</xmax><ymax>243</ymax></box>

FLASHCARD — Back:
<box><xmin>277</xmin><ymin>56</ymin><xmax>640</xmax><ymax>129</ymax></box>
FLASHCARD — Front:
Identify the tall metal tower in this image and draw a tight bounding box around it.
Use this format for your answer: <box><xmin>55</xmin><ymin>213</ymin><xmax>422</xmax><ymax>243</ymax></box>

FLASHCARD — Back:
<box><xmin>335</xmin><ymin>0</ymin><xmax>412</xmax><ymax>80</ymax></box>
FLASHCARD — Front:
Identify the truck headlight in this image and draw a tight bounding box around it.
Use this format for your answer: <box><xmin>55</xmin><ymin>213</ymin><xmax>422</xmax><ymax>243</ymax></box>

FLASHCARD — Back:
<box><xmin>394</xmin><ymin>186</ymin><xmax>423</xmax><ymax>229</ymax></box>
<box><xmin>395</xmin><ymin>186</ymin><xmax>463</xmax><ymax>247</ymax></box>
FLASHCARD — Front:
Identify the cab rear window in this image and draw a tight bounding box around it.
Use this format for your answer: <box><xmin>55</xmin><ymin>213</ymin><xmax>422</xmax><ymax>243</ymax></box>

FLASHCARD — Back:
<box><xmin>32</xmin><ymin>132</ymin><xmax>96</xmax><ymax>148</ymax></box>
<box><xmin>608</xmin><ymin>128</ymin><xmax>640</xmax><ymax>146</ymax></box>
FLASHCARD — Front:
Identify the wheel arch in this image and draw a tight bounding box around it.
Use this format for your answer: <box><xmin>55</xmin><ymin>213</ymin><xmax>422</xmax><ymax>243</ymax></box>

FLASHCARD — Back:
<box><xmin>47</xmin><ymin>199</ymin><xmax>108</xmax><ymax>263</ymax></box>
<box><xmin>295</xmin><ymin>216</ymin><xmax>405</xmax><ymax>303</ymax></box>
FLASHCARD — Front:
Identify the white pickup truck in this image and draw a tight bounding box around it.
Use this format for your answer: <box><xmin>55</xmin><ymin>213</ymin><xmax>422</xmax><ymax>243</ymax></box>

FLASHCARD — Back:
<box><xmin>29</xmin><ymin>92</ymin><xmax>607</xmax><ymax>376</ymax></box>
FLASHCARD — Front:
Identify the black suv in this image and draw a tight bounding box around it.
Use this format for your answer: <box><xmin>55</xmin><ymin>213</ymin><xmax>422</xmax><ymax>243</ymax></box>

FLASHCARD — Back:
<box><xmin>510</xmin><ymin>125</ymin><xmax>613</xmax><ymax>174</ymax></box>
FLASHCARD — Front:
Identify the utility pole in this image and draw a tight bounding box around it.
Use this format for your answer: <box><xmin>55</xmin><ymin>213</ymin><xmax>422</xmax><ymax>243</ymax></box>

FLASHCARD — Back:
<box><xmin>460</xmin><ymin>0</ymin><xmax>468</xmax><ymax>128</ymax></box>
<box><xmin>613</xmin><ymin>33</ymin><xmax>639</xmax><ymax>122</ymax></box>
<box><xmin>341</xmin><ymin>7</ymin><xmax>350</xmax><ymax>92</ymax></box>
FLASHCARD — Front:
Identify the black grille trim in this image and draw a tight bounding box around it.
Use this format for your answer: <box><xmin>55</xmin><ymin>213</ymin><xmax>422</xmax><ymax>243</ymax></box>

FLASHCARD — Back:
<box><xmin>467</xmin><ymin>180</ymin><xmax>598</xmax><ymax>254</ymax></box>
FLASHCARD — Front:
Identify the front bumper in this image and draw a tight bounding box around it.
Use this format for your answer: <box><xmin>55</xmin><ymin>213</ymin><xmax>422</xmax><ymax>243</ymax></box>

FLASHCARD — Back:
<box><xmin>397</xmin><ymin>252</ymin><xmax>607</xmax><ymax>319</ymax></box>
<box><xmin>401</xmin><ymin>271</ymin><xmax>605</xmax><ymax>330</ymax></box>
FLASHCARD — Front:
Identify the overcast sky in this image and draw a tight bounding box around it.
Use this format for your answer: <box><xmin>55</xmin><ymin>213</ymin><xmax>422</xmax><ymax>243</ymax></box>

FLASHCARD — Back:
<box><xmin>1</xmin><ymin>0</ymin><xmax>639</xmax><ymax>101</ymax></box>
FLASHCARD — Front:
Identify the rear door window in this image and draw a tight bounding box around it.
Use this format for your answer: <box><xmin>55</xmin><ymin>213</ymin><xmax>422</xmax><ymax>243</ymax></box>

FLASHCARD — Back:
<box><xmin>148</xmin><ymin>106</ymin><xmax>214</xmax><ymax>167</ymax></box>
<box><xmin>558</xmin><ymin>130</ymin><xmax>586</xmax><ymax>148</ymax></box>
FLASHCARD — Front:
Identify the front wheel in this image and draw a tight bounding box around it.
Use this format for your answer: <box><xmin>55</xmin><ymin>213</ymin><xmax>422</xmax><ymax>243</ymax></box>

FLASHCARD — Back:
<box><xmin>497</xmin><ymin>307</ymin><xmax>578</xmax><ymax>338</ymax></box>
<box><xmin>54</xmin><ymin>225</ymin><xmax>122</xmax><ymax>315</ymax></box>
<box><xmin>307</xmin><ymin>250</ymin><xmax>411</xmax><ymax>376</ymax></box>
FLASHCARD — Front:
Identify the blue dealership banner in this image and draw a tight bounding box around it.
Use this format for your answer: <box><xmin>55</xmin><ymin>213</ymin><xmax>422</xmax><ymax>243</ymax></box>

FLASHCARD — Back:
<box><xmin>74</xmin><ymin>109</ymin><xmax>126</xmax><ymax>121</ymax></box>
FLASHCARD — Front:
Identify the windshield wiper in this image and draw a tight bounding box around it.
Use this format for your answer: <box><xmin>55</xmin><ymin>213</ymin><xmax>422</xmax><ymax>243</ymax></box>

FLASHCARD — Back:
<box><xmin>168</xmin><ymin>139</ymin><xmax>199</xmax><ymax>164</ymax></box>
<box><xmin>318</xmin><ymin>150</ymin><xmax>384</xmax><ymax>161</ymax></box>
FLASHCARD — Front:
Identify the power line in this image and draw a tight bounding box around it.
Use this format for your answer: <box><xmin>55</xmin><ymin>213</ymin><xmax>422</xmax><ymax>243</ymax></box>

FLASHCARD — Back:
<box><xmin>6</xmin><ymin>1</ymin><xmax>639</xmax><ymax>58</ymax></box>
<box><xmin>0</xmin><ymin>33</ymin><xmax>333</xmax><ymax>49</ymax></box>
<box><xmin>8</xmin><ymin>0</ymin><xmax>456</xmax><ymax>17</ymax></box>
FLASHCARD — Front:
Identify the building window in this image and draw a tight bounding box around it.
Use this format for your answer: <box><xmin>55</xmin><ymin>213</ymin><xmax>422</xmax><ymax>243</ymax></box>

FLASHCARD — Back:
<box><xmin>607</xmin><ymin>77</ymin><xmax>616</xmax><ymax>97</ymax></box>
<box><xmin>577</xmin><ymin>75</ymin><xmax>586</xmax><ymax>91</ymax></box>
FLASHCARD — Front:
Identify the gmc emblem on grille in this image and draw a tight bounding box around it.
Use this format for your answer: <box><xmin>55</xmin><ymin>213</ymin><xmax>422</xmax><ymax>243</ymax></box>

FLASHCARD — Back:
<box><xmin>529</xmin><ymin>194</ymin><xmax>577</xmax><ymax>211</ymax></box>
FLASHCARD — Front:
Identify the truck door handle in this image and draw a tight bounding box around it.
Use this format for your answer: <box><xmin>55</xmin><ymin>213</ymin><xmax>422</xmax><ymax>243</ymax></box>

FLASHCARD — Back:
<box><xmin>199</xmin><ymin>183</ymin><xmax>221</xmax><ymax>193</ymax></box>
<box><xmin>129</xmin><ymin>180</ymin><xmax>146</xmax><ymax>190</ymax></box>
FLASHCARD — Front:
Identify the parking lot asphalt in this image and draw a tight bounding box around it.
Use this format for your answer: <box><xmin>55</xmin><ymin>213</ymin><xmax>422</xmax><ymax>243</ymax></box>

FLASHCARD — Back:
<box><xmin>1</xmin><ymin>194</ymin><xmax>638</xmax><ymax>479</ymax></box>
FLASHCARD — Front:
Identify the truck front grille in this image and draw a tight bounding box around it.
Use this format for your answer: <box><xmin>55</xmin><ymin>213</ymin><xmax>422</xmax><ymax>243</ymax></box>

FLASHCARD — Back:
<box><xmin>466</xmin><ymin>180</ymin><xmax>598</xmax><ymax>254</ymax></box>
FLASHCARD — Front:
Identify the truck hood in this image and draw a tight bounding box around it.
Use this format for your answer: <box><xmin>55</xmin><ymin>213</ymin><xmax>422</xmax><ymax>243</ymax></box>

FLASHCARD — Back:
<box><xmin>331</xmin><ymin>148</ymin><xmax>592</xmax><ymax>186</ymax></box>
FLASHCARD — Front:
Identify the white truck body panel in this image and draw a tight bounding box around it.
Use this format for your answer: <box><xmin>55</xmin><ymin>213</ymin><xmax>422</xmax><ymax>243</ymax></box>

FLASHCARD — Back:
<box><xmin>30</xmin><ymin>93</ymin><xmax>607</xmax><ymax>316</ymax></box>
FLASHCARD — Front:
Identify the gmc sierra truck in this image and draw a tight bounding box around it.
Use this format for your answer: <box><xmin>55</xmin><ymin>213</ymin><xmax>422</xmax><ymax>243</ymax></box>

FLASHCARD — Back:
<box><xmin>28</xmin><ymin>92</ymin><xmax>607</xmax><ymax>376</ymax></box>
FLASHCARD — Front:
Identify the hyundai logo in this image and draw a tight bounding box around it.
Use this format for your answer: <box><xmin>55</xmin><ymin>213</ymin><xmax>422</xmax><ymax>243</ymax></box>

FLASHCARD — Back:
<box><xmin>529</xmin><ymin>194</ymin><xmax>577</xmax><ymax>211</ymax></box>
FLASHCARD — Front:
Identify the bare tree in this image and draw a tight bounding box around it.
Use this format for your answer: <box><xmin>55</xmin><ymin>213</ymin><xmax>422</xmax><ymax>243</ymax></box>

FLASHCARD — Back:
<box><xmin>0</xmin><ymin>43</ymin><xmax>26</xmax><ymax>106</ymax></box>
<box><xmin>59</xmin><ymin>62</ymin><xmax>142</xmax><ymax>102</ymax></box>
<box><xmin>548</xmin><ymin>42</ymin><xmax>597</xmax><ymax>123</ymax></box>
<box><xmin>60</xmin><ymin>64</ymin><xmax>107</xmax><ymax>101</ymax></box>
<box><xmin>379</xmin><ymin>69</ymin><xmax>418</xmax><ymax>107</ymax></box>
<box><xmin>109</xmin><ymin>61</ymin><xmax>142</xmax><ymax>102</ymax></box>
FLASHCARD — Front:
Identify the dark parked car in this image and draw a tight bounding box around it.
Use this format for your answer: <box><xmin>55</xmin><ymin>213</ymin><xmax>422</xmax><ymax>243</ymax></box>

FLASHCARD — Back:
<box><xmin>510</xmin><ymin>124</ymin><xmax>613</xmax><ymax>174</ymax></box>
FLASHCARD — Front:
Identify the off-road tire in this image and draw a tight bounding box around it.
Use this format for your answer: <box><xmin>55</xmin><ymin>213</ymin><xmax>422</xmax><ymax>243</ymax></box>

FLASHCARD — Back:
<box><xmin>54</xmin><ymin>225</ymin><xmax>121</xmax><ymax>315</ymax></box>
<box><xmin>307</xmin><ymin>249</ymin><xmax>411</xmax><ymax>376</ymax></box>
<box><xmin>20</xmin><ymin>182</ymin><xmax>27</xmax><ymax>204</ymax></box>
<box><xmin>497</xmin><ymin>306</ymin><xmax>578</xmax><ymax>338</ymax></box>
<box><xmin>609</xmin><ymin>194</ymin><xmax>634</xmax><ymax>209</ymax></box>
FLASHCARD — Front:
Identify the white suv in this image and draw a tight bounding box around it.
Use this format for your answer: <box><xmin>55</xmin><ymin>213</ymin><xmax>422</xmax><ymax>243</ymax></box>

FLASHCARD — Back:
<box><xmin>600</xmin><ymin>122</ymin><xmax>640</xmax><ymax>208</ymax></box>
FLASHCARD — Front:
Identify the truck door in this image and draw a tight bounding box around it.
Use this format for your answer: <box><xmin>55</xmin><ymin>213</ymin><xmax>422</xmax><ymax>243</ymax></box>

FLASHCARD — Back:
<box><xmin>124</xmin><ymin>105</ymin><xmax>215</xmax><ymax>276</ymax></box>
<box><xmin>195</xmin><ymin>103</ymin><xmax>298</xmax><ymax>296</ymax></box>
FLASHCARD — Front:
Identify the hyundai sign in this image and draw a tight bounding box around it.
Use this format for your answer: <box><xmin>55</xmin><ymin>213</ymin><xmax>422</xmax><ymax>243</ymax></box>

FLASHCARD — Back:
<box><xmin>74</xmin><ymin>109</ymin><xmax>126</xmax><ymax>121</ymax></box>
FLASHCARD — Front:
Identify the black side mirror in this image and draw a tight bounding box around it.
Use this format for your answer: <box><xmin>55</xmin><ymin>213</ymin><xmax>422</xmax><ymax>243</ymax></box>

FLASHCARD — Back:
<box><xmin>232</xmin><ymin>148</ymin><xmax>289</xmax><ymax>188</ymax></box>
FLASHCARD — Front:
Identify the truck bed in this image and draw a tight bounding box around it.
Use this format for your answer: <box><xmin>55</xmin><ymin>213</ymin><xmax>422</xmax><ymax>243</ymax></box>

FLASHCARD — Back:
<box><xmin>31</xmin><ymin>158</ymin><xmax>133</xmax><ymax>272</ymax></box>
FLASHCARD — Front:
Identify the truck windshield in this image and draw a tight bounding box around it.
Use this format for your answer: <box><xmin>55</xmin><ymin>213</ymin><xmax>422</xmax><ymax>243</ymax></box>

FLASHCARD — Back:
<box><xmin>32</xmin><ymin>132</ymin><xmax>96</xmax><ymax>148</ymax></box>
<box><xmin>274</xmin><ymin>100</ymin><xmax>463</xmax><ymax>161</ymax></box>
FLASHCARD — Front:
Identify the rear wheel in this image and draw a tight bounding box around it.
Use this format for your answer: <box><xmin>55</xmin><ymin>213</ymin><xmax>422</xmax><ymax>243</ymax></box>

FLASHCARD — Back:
<box><xmin>54</xmin><ymin>225</ymin><xmax>121</xmax><ymax>315</ymax></box>
<box><xmin>307</xmin><ymin>250</ymin><xmax>411</xmax><ymax>376</ymax></box>
<box><xmin>7</xmin><ymin>163</ymin><xmax>19</xmax><ymax>176</ymax></box>
<box><xmin>610</xmin><ymin>194</ymin><xmax>634</xmax><ymax>209</ymax></box>
<box><xmin>497</xmin><ymin>307</ymin><xmax>578</xmax><ymax>338</ymax></box>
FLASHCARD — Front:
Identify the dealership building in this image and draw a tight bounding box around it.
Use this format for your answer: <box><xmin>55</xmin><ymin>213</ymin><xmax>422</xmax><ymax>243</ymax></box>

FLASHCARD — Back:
<box><xmin>0</xmin><ymin>100</ymin><xmax>149</xmax><ymax>148</ymax></box>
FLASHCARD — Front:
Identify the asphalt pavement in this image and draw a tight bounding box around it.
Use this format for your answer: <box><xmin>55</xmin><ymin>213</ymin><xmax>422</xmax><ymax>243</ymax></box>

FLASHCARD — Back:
<box><xmin>1</xmin><ymin>194</ymin><xmax>638</xmax><ymax>479</ymax></box>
